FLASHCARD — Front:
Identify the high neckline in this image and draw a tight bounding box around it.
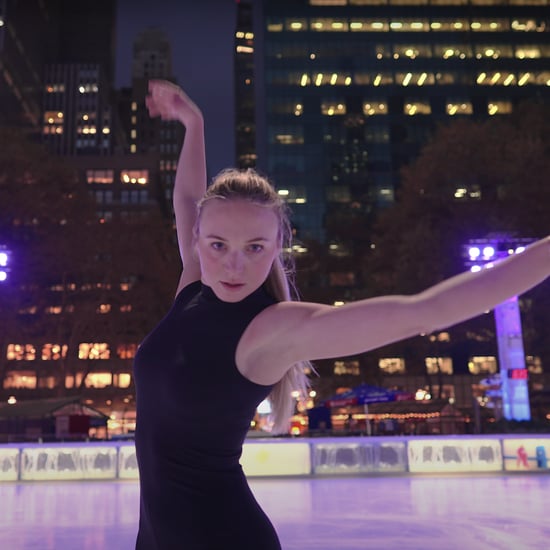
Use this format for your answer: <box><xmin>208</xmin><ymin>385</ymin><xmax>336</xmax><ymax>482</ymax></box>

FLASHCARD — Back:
<box><xmin>199</xmin><ymin>283</ymin><xmax>269</xmax><ymax>305</ymax></box>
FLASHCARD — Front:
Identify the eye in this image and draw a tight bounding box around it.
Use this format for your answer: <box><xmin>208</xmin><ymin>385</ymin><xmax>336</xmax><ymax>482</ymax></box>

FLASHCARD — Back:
<box><xmin>247</xmin><ymin>243</ymin><xmax>264</xmax><ymax>253</ymax></box>
<box><xmin>210</xmin><ymin>241</ymin><xmax>225</xmax><ymax>251</ymax></box>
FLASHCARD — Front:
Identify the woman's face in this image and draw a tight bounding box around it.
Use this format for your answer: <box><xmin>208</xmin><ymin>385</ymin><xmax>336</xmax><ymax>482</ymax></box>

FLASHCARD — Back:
<box><xmin>196</xmin><ymin>199</ymin><xmax>281</xmax><ymax>302</ymax></box>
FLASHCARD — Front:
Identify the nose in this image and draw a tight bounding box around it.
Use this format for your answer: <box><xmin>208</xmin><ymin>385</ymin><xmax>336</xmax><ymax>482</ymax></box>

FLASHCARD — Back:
<box><xmin>223</xmin><ymin>250</ymin><xmax>244</xmax><ymax>274</ymax></box>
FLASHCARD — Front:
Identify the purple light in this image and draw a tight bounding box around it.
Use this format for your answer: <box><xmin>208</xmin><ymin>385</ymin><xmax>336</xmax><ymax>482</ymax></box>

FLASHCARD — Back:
<box><xmin>482</xmin><ymin>246</ymin><xmax>495</xmax><ymax>259</ymax></box>
<box><xmin>468</xmin><ymin>247</ymin><xmax>481</xmax><ymax>260</ymax></box>
<box><xmin>0</xmin><ymin>252</ymin><xmax>7</xmax><ymax>267</ymax></box>
<box><xmin>0</xmin><ymin>271</ymin><xmax>7</xmax><ymax>282</ymax></box>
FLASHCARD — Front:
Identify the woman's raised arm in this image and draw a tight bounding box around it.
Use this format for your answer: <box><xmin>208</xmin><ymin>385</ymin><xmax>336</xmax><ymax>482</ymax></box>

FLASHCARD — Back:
<box><xmin>146</xmin><ymin>80</ymin><xmax>206</xmax><ymax>292</ymax></box>
<box><xmin>245</xmin><ymin>235</ymin><xmax>550</xmax><ymax>382</ymax></box>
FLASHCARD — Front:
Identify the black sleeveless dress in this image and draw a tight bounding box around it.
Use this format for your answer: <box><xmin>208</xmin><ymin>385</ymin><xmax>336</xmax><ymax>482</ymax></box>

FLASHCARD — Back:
<box><xmin>133</xmin><ymin>281</ymin><xmax>281</xmax><ymax>550</ymax></box>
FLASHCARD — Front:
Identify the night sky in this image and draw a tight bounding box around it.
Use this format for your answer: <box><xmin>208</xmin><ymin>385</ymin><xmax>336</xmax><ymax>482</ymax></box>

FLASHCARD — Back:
<box><xmin>115</xmin><ymin>0</ymin><xmax>238</xmax><ymax>176</ymax></box>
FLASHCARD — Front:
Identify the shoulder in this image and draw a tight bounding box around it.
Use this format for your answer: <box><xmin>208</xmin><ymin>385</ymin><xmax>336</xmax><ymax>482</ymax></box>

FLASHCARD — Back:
<box><xmin>236</xmin><ymin>300</ymin><xmax>331</xmax><ymax>381</ymax></box>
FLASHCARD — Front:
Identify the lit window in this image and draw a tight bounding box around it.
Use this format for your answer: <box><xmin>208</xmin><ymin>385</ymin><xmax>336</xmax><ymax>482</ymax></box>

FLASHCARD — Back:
<box><xmin>117</xmin><ymin>344</ymin><xmax>137</xmax><ymax>359</ymax></box>
<box><xmin>120</xmin><ymin>169</ymin><xmax>149</xmax><ymax>185</ymax></box>
<box><xmin>425</xmin><ymin>357</ymin><xmax>454</xmax><ymax>375</ymax></box>
<box><xmin>79</xmin><ymin>343</ymin><xmax>110</xmax><ymax>360</ymax></box>
<box><xmin>468</xmin><ymin>356</ymin><xmax>497</xmax><ymax>375</ymax></box>
<box><xmin>334</xmin><ymin>360</ymin><xmax>360</xmax><ymax>376</ymax></box>
<box><xmin>488</xmin><ymin>101</ymin><xmax>513</xmax><ymax>115</ymax></box>
<box><xmin>3</xmin><ymin>371</ymin><xmax>37</xmax><ymax>389</ymax></box>
<box><xmin>446</xmin><ymin>101</ymin><xmax>473</xmax><ymax>115</ymax></box>
<box><xmin>42</xmin><ymin>344</ymin><xmax>68</xmax><ymax>360</ymax></box>
<box><xmin>86</xmin><ymin>169</ymin><xmax>114</xmax><ymax>184</ymax></box>
<box><xmin>321</xmin><ymin>100</ymin><xmax>346</xmax><ymax>116</ymax></box>
<box><xmin>7</xmin><ymin>344</ymin><xmax>36</xmax><ymax>361</ymax></box>
<box><xmin>379</xmin><ymin>358</ymin><xmax>405</xmax><ymax>374</ymax></box>
<box><xmin>362</xmin><ymin>101</ymin><xmax>387</xmax><ymax>115</ymax></box>
<box><xmin>114</xmin><ymin>373</ymin><xmax>132</xmax><ymax>388</ymax></box>
<box><xmin>404</xmin><ymin>100</ymin><xmax>431</xmax><ymax>115</ymax></box>
<box><xmin>85</xmin><ymin>372</ymin><xmax>112</xmax><ymax>388</ymax></box>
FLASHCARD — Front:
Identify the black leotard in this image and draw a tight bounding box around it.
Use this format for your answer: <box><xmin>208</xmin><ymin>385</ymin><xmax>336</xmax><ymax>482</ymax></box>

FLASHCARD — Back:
<box><xmin>133</xmin><ymin>281</ymin><xmax>281</xmax><ymax>549</ymax></box>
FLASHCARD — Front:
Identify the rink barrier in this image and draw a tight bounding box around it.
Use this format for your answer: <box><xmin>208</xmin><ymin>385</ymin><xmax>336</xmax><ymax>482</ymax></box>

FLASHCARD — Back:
<box><xmin>0</xmin><ymin>435</ymin><xmax>548</xmax><ymax>481</ymax></box>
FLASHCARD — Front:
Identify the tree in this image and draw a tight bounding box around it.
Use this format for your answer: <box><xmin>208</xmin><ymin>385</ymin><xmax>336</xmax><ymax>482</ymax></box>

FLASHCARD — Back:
<box><xmin>363</xmin><ymin>101</ymin><xmax>550</xmax><ymax>376</ymax></box>
<box><xmin>0</xmin><ymin>128</ymin><xmax>180</xmax><ymax>404</ymax></box>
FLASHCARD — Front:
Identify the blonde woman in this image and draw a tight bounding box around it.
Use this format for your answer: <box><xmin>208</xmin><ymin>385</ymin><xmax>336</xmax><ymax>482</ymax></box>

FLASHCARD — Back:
<box><xmin>133</xmin><ymin>79</ymin><xmax>550</xmax><ymax>549</ymax></box>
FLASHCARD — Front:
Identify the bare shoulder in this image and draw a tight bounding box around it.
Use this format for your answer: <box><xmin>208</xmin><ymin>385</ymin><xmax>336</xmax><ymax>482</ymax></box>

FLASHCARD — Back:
<box><xmin>236</xmin><ymin>300</ymin><xmax>330</xmax><ymax>385</ymax></box>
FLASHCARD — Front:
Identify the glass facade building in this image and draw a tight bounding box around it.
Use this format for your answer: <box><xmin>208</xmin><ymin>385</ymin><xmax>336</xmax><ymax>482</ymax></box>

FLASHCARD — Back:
<box><xmin>252</xmin><ymin>0</ymin><xmax>549</xmax><ymax>243</ymax></box>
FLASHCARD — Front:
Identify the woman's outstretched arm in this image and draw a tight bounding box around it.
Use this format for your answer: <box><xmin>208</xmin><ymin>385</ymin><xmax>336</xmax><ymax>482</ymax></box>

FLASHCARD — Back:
<box><xmin>145</xmin><ymin>80</ymin><xmax>205</xmax><ymax>292</ymax></box>
<box><xmin>240</xmin><ymin>235</ymin><xmax>550</xmax><ymax>384</ymax></box>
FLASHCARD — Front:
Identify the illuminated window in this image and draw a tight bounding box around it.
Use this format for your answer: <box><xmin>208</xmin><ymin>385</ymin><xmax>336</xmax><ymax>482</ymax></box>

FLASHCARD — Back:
<box><xmin>270</xmin><ymin>126</ymin><xmax>304</xmax><ymax>145</ymax></box>
<box><xmin>97</xmin><ymin>303</ymin><xmax>111</xmax><ymax>314</ymax></box>
<box><xmin>277</xmin><ymin>186</ymin><xmax>306</xmax><ymax>204</ymax></box>
<box><xmin>488</xmin><ymin>101</ymin><xmax>513</xmax><ymax>116</ymax></box>
<box><xmin>430</xmin><ymin>19</ymin><xmax>469</xmax><ymax>31</ymax></box>
<box><xmin>310</xmin><ymin>18</ymin><xmax>349</xmax><ymax>31</ymax></box>
<box><xmin>43</xmin><ymin>110</ymin><xmax>64</xmax><ymax>135</ymax></box>
<box><xmin>79</xmin><ymin>343</ymin><xmax>110</xmax><ymax>360</ymax></box>
<box><xmin>470</xmin><ymin>19</ymin><xmax>508</xmax><ymax>31</ymax></box>
<box><xmin>511</xmin><ymin>19</ymin><xmax>545</xmax><ymax>32</ymax></box>
<box><xmin>362</xmin><ymin>101</ymin><xmax>388</xmax><ymax>115</ymax></box>
<box><xmin>85</xmin><ymin>372</ymin><xmax>112</xmax><ymax>388</ymax></box>
<box><xmin>393</xmin><ymin>44</ymin><xmax>432</xmax><ymax>58</ymax></box>
<box><xmin>86</xmin><ymin>169</ymin><xmax>114</xmax><ymax>184</ymax></box>
<box><xmin>389</xmin><ymin>19</ymin><xmax>428</xmax><ymax>31</ymax></box>
<box><xmin>120</xmin><ymin>169</ymin><xmax>149</xmax><ymax>185</ymax></box>
<box><xmin>45</xmin><ymin>306</ymin><xmax>62</xmax><ymax>314</ymax></box>
<box><xmin>65</xmin><ymin>373</ymin><xmax>84</xmax><ymax>388</ymax></box>
<box><xmin>114</xmin><ymin>373</ymin><xmax>132</xmax><ymax>388</ymax></box>
<box><xmin>436</xmin><ymin>45</ymin><xmax>472</xmax><ymax>59</ymax></box>
<box><xmin>474</xmin><ymin>45</ymin><xmax>513</xmax><ymax>59</ymax></box>
<box><xmin>526</xmin><ymin>356</ymin><xmax>542</xmax><ymax>374</ymax></box>
<box><xmin>3</xmin><ymin>371</ymin><xmax>37</xmax><ymax>389</ymax></box>
<box><xmin>334</xmin><ymin>360</ymin><xmax>360</xmax><ymax>376</ymax></box>
<box><xmin>404</xmin><ymin>100</ymin><xmax>431</xmax><ymax>115</ymax></box>
<box><xmin>515</xmin><ymin>46</ymin><xmax>541</xmax><ymax>59</ymax></box>
<box><xmin>396</xmin><ymin>72</ymin><xmax>434</xmax><ymax>86</ymax></box>
<box><xmin>446</xmin><ymin>101</ymin><xmax>473</xmax><ymax>115</ymax></box>
<box><xmin>42</xmin><ymin>344</ymin><xmax>68</xmax><ymax>360</ymax></box>
<box><xmin>454</xmin><ymin>184</ymin><xmax>481</xmax><ymax>199</ymax></box>
<box><xmin>38</xmin><ymin>376</ymin><xmax>56</xmax><ymax>389</ymax></box>
<box><xmin>379</xmin><ymin>358</ymin><xmax>405</xmax><ymax>374</ymax></box>
<box><xmin>267</xmin><ymin>20</ymin><xmax>283</xmax><ymax>32</ymax></box>
<box><xmin>468</xmin><ymin>356</ymin><xmax>497</xmax><ymax>375</ymax></box>
<box><xmin>321</xmin><ymin>100</ymin><xmax>346</xmax><ymax>116</ymax></box>
<box><xmin>78</xmin><ymin>83</ymin><xmax>99</xmax><ymax>94</ymax></box>
<box><xmin>7</xmin><ymin>344</ymin><xmax>36</xmax><ymax>361</ymax></box>
<box><xmin>117</xmin><ymin>344</ymin><xmax>138</xmax><ymax>360</ymax></box>
<box><xmin>285</xmin><ymin>18</ymin><xmax>307</xmax><ymax>31</ymax></box>
<box><xmin>45</xmin><ymin>83</ymin><xmax>65</xmax><ymax>93</ymax></box>
<box><xmin>425</xmin><ymin>357</ymin><xmax>453</xmax><ymax>375</ymax></box>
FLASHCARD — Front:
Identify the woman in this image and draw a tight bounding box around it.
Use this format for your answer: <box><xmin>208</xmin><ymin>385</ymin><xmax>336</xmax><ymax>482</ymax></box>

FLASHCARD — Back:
<box><xmin>134</xmin><ymin>80</ymin><xmax>549</xmax><ymax>549</ymax></box>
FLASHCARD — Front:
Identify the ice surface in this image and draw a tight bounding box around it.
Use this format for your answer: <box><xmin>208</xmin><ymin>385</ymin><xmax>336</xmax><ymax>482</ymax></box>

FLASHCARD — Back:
<box><xmin>1</xmin><ymin>473</ymin><xmax>549</xmax><ymax>549</ymax></box>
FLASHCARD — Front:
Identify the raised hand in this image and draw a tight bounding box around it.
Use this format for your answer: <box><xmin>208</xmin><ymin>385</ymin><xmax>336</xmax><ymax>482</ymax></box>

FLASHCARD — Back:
<box><xmin>145</xmin><ymin>79</ymin><xmax>203</xmax><ymax>127</ymax></box>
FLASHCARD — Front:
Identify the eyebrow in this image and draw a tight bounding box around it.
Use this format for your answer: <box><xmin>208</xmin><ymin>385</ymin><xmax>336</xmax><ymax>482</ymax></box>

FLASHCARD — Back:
<box><xmin>205</xmin><ymin>234</ymin><xmax>270</xmax><ymax>243</ymax></box>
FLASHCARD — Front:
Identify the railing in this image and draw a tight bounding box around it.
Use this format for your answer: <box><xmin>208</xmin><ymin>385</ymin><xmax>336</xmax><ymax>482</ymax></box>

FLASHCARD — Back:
<box><xmin>0</xmin><ymin>434</ymin><xmax>548</xmax><ymax>482</ymax></box>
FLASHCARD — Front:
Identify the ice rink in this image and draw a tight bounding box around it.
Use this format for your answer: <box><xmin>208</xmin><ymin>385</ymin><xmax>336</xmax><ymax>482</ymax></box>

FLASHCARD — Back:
<box><xmin>1</xmin><ymin>472</ymin><xmax>549</xmax><ymax>550</ymax></box>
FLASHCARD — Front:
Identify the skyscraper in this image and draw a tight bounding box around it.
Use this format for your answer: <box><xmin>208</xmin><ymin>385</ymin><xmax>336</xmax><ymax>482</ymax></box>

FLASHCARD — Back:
<box><xmin>252</xmin><ymin>0</ymin><xmax>549</xmax><ymax>245</ymax></box>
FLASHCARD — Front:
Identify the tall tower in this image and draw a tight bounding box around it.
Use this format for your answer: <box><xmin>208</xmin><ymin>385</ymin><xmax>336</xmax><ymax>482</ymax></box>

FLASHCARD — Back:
<box><xmin>121</xmin><ymin>27</ymin><xmax>183</xmax><ymax>219</ymax></box>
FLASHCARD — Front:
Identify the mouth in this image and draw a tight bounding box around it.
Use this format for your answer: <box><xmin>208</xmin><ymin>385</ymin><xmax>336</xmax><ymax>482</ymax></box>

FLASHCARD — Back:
<box><xmin>220</xmin><ymin>282</ymin><xmax>245</xmax><ymax>291</ymax></box>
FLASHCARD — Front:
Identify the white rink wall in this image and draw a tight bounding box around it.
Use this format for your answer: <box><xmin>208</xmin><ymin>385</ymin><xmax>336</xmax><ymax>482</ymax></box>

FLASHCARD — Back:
<box><xmin>0</xmin><ymin>435</ymin><xmax>548</xmax><ymax>482</ymax></box>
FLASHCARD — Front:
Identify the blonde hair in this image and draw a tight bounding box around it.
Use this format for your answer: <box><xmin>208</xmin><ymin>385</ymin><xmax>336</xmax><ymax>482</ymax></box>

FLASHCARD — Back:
<box><xmin>196</xmin><ymin>168</ymin><xmax>312</xmax><ymax>434</ymax></box>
